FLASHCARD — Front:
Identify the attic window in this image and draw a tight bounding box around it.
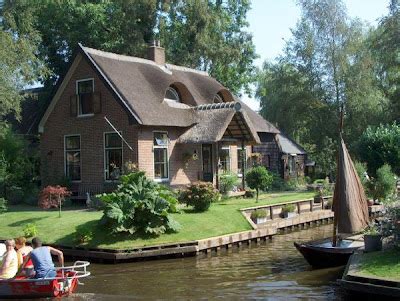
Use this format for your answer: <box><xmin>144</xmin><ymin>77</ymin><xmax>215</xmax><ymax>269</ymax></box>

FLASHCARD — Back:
<box><xmin>213</xmin><ymin>92</ymin><xmax>224</xmax><ymax>103</ymax></box>
<box><xmin>164</xmin><ymin>86</ymin><xmax>180</xmax><ymax>103</ymax></box>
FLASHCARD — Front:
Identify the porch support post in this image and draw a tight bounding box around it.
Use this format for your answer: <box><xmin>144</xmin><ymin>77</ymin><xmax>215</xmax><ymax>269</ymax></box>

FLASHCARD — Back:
<box><xmin>241</xmin><ymin>139</ymin><xmax>245</xmax><ymax>190</ymax></box>
<box><xmin>216</xmin><ymin>142</ymin><xmax>219</xmax><ymax>190</ymax></box>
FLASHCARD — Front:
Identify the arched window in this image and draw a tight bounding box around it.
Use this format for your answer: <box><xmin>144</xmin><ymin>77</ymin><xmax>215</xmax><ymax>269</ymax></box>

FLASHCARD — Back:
<box><xmin>164</xmin><ymin>86</ymin><xmax>181</xmax><ymax>103</ymax></box>
<box><xmin>213</xmin><ymin>92</ymin><xmax>224</xmax><ymax>103</ymax></box>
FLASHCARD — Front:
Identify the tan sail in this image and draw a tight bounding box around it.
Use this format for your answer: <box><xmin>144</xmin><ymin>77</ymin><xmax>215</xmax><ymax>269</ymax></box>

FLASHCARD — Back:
<box><xmin>333</xmin><ymin>137</ymin><xmax>369</xmax><ymax>234</ymax></box>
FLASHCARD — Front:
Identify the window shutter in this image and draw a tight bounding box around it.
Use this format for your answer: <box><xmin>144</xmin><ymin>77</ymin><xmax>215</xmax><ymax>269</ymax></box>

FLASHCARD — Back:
<box><xmin>70</xmin><ymin>95</ymin><xmax>78</xmax><ymax>117</ymax></box>
<box><xmin>93</xmin><ymin>92</ymin><xmax>102</xmax><ymax>114</ymax></box>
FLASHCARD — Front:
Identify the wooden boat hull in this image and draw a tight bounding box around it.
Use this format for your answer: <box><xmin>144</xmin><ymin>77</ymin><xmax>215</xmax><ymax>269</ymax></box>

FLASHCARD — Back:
<box><xmin>294</xmin><ymin>238</ymin><xmax>362</xmax><ymax>268</ymax></box>
<box><xmin>0</xmin><ymin>270</ymin><xmax>78</xmax><ymax>299</ymax></box>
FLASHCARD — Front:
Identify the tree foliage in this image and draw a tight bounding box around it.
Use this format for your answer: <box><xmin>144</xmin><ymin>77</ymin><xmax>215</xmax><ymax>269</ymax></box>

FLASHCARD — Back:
<box><xmin>368</xmin><ymin>164</ymin><xmax>397</xmax><ymax>201</ymax></box>
<box><xmin>7</xmin><ymin>0</ymin><xmax>256</xmax><ymax>95</ymax></box>
<box><xmin>0</xmin><ymin>0</ymin><xmax>49</xmax><ymax>120</ymax></box>
<box><xmin>257</xmin><ymin>0</ymin><xmax>392</xmax><ymax>176</ymax></box>
<box><xmin>245</xmin><ymin>166</ymin><xmax>273</xmax><ymax>201</ymax></box>
<box><xmin>357</xmin><ymin>123</ymin><xmax>400</xmax><ymax>175</ymax></box>
<box><xmin>98</xmin><ymin>171</ymin><xmax>180</xmax><ymax>236</ymax></box>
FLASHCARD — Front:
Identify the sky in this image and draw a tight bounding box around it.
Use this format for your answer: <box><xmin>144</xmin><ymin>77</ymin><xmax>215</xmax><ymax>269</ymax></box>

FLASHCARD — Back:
<box><xmin>243</xmin><ymin>0</ymin><xmax>391</xmax><ymax>111</ymax></box>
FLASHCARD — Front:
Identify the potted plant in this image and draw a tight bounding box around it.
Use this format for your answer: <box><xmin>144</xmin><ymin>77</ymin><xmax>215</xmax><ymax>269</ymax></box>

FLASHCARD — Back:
<box><xmin>313</xmin><ymin>186</ymin><xmax>324</xmax><ymax>203</ymax></box>
<box><xmin>250</xmin><ymin>209</ymin><xmax>267</xmax><ymax>224</ymax></box>
<box><xmin>281</xmin><ymin>203</ymin><xmax>296</xmax><ymax>218</ymax></box>
<box><xmin>363</xmin><ymin>223</ymin><xmax>382</xmax><ymax>252</ymax></box>
<box><xmin>324</xmin><ymin>198</ymin><xmax>333</xmax><ymax>209</ymax></box>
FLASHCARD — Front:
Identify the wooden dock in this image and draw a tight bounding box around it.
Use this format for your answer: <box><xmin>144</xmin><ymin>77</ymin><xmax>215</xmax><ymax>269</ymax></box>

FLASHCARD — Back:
<box><xmin>340</xmin><ymin>252</ymin><xmax>400</xmax><ymax>298</ymax></box>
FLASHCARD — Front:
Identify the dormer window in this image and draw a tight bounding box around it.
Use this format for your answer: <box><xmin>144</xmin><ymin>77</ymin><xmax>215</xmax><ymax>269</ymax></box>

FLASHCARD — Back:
<box><xmin>213</xmin><ymin>92</ymin><xmax>224</xmax><ymax>103</ymax></box>
<box><xmin>76</xmin><ymin>79</ymin><xmax>94</xmax><ymax>116</ymax></box>
<box><xmin>164</xmin><ymin>86</ymin><xmax>180</xmax><ymax>103</ymax></box>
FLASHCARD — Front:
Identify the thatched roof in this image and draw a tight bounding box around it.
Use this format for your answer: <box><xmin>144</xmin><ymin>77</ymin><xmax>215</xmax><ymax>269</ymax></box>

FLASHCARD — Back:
<box><xmin>178</xmin><ymin>103</ymin><xmax>261</xmax><ymax>144</ymax></box>
<box><xmin>81</xmin><ymin>45</ymin><xmax>279</xmax><ymax>135</ymax></box>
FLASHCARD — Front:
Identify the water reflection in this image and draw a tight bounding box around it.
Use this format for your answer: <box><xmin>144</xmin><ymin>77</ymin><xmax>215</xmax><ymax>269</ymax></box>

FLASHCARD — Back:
<box><xmin>66</xmin><ymin>224</ymin><xmax>344</xmax><ymax>300</ymax></box>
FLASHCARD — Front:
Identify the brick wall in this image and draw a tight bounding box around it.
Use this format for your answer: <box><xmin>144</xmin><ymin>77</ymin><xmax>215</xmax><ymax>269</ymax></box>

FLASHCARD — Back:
<box><xmin>40</xmin><ymin>54</ymin><xmax>138</xmax><ymax>190</ymax></box>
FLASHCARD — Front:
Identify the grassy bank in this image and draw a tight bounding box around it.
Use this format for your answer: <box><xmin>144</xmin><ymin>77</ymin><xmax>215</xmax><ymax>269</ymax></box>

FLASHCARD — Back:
<box><xmin>356</xmin><ymin>249</ymin><xmax>400</xmax><ymax>281</ymax></box>
<box><xmin>0</xmin><ymin>191</ymin><xmax>314</xmax><ymax>249</ymax></box>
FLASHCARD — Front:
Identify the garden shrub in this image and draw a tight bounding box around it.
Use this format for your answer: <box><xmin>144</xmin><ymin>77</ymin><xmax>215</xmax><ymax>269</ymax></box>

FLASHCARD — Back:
<box><xmin>178</xmin><ymin>182</ymin><xmax>220</xmax><ymax>212</ymax></box>
<box><xmin>357</xmin><ymin>123</ymin><xmax>400</xmax><ymax>175</ymax></box>
<box><xmin>98</xmin><ymin>171</ymin><xmax>180</xmax><ymax>235</ymax></box>
<box><xmin>250</xmin><ymin>209</ymin><xmax>267</xmax><ymax>220</ymax></box>
<box><xmin>0</xmin><ymin>197</ymin><xmax>7</xmax><ymax>214</ymax></box>
<box><xmin>38</xmin><ymin>185</ymin><xmax>71</xmax><ymax>217</ymax></box>
<box><xmin>23</xmin><ymin>223</ymin><xmax>38</xmax><ymax>237</ymax></box>
<box><xmin>219</xmin><ymin>172</ymin><xmax>238</xmax><ymax>194</ymax></box>
<box><xmin>245</xmin><ymin>166</ymin><xmax>273</xmax><ymax>201</ymax></box>
<box><xmin>270</xmin><ymin>172</ymin><xmax>286</xmax><ymax>191</ymax></box>
<box><xmin>74</xmin><ymin>227</ymin><xmax>94</xmax><ymax>244</ymax></box>
<box><xmin>354</xmin><ymin>161</ymin><xmax>369</xmax><ymax>191</ymax></box>
<box><xmin>368</xmin><ymin>164</ymin><xmax>397</xmax><ymax>202</ymax></box>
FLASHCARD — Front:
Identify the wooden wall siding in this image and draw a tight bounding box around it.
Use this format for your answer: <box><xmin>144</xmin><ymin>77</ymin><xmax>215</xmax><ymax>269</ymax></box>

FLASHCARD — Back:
<box><xmin>253</xmin><ymin>140</ymin><xmax>281</xmax><ymax>175</ymax></box>
<box><xmin>283</xmin><ymin>154</ymin><xmax>306</xmax><ymax>180</ymax></box>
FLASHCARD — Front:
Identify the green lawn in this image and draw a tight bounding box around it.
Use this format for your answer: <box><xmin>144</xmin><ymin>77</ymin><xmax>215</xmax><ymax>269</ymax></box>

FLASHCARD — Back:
<box><xmin>0</xmin><ymin>191</ymin><xmax>314</xmax><ymax>250</ymax></box>
<box><xmin>356</xmin><ymin>249</ymin><xmax>400</xmax><ymax>281</ymax></box>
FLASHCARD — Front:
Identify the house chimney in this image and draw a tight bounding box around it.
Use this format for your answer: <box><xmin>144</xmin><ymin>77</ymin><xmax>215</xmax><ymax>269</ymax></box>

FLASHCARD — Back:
<box><xmin>147</xmin><ymin>40</ymin><xmax>165</xmax><ymax>65</ymax></box>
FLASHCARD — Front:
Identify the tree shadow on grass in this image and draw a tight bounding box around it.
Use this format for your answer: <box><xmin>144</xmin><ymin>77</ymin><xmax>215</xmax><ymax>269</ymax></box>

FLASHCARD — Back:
<box><xmin>9</xmin><ymin>217</ymin><xmax>46</xmax><ymax>227</ymax></box>
<box><xmin>54</xmin><ymin>220</ymin><xmax>166</xmax><ymax>250</ymax></box>
<box><xmin>182</xmin><ymin>208</ymin><xmax>205</xmax><ymax>214</ymax></box>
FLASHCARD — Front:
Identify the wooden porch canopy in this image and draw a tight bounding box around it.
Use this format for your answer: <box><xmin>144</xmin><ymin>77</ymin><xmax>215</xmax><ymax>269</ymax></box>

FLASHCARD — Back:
<box><xmin>177</xmin><ymin>102</ymin><xmax>261</xmax><ymax>144</ymax></box>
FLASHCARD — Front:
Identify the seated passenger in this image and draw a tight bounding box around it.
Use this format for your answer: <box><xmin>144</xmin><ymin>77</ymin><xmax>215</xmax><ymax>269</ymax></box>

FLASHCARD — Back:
<box><xmin>0</xmin><ymin>239</ymin><xmax>18</xmax><ymax>279</ymax></box>
<box><xmin>15</xmin><ymin>237</ymin><xmax>34</xmax><ymax>276</ymax></box>
<box><xmin>21</xmin><ymin>237</ymin><xmax>64</xmax><ymax>279</ymax></box>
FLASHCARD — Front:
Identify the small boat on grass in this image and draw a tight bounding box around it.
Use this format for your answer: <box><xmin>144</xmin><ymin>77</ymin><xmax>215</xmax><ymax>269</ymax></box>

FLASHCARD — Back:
<box><xmin>0</xmin><ymin>260</ymin><xmax>90</xmax><ymax>299</ymax></box>
<box><xmin>295</xmin><ymin>112</ymin><xmax>370</xmax><ymax>269</ymax></box>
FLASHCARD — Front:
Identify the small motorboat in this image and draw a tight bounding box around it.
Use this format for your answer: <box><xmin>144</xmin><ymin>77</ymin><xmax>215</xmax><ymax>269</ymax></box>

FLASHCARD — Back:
<box><xmin>0</xmin><ymin>260</ymin><xmax>90</xmax><ymax>299</ymax></box>
<box><xmin>295</xmin><ymin>111</ymin><xmax>370</xmax><ymax>269</ymax></box>
<box><xmin>294</xmin><ymin>238</ymin><xmax>364</xmax><ymax>268</ymax></box>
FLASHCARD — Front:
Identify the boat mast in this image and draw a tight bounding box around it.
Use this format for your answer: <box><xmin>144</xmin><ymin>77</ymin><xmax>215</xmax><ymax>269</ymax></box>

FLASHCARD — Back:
<box><xmin>332</xmin><ymin>108</ymin><xmax>344</xmax><ymax>247</ymax></box>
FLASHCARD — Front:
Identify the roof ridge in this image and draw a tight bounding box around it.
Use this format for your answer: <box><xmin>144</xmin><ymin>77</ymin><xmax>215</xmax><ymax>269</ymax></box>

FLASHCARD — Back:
<box><xmin>194</xmin><ymin>101</ymin><xmax>241</xmax><ymax>111</ymax></box>
<box><xmin>165</xmin><ymin>64</ymin><xmax>209</xmax><ymax>77</ymax></box>
<box><xmin>81</xmin><ymin>45</ymin><xmax>208</xmax><ymax>77</ymax></box>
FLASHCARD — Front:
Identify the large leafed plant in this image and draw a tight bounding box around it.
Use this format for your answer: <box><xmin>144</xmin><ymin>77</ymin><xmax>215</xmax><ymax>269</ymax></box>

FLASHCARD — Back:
<box><xmin>98</xmin><ymin>171</ymin><xmax>180</xmax><ymax>236</ymax></box>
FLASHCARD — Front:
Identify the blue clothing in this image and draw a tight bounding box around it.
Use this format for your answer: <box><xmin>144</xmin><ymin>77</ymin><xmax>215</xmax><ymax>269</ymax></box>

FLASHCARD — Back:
<box><xmin>30</xmin><ymin>247</ymin><xmax>56</xmax><ymax>279</ymax></box>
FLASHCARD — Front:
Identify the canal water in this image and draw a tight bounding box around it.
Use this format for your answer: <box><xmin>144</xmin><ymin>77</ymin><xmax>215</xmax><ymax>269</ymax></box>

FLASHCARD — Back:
<box><xmin>65</xmin><ymin>224</ymin><xmax>349</xmax><ymax>300</ymax></box>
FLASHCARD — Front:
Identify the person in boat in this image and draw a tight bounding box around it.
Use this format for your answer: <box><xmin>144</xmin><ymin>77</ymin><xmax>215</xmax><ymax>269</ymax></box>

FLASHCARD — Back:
<box><xmin>0</xmin><ymin>239</ymin><xmax>18</xmax><ymax>280</ymax></box>
<box><xmin>15</xmin><ymin>236</ymin><xmax>34</xmax><ymax>276</ymax></box>
<box><xmin>20</xmin><ymin>237</ymin><xmax>64</xmax><ymax>279</ymax></box>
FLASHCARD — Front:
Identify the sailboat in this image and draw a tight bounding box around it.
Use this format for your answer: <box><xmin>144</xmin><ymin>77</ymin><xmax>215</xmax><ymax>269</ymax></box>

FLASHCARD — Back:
<box><xmin>294</xmin><ymin>128</ymin><xmax>370</xmax><ymax>268</ymax></box>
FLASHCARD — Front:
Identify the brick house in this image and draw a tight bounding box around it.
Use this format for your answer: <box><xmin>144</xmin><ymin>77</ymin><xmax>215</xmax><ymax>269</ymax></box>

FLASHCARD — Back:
<box><xmin>253</xmin><ymin>133</ymin><xmax>307</xmax><ymax>180</ymax></box>
<box><xmin>38</xmin><ymin>43</ymin><xmax>281</xmax><ymax>196</ymax></box>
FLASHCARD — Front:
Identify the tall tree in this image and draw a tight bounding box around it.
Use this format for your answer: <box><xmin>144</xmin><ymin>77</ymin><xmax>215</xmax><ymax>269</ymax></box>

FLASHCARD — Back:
<box><xmin>257</xmin><ymin>0</ymin><xmax>390</xmax><ymax>176</ymax></box>
<box><xmin>369</xmin><ymin>0</ymin><xmax>400</xmax><ymax>121</ymax></box>
<box><xmin>6</xmin><ymin>0</ymin><xmax>256</xmax><ymax>95</ymax></box>
<box><xmin>0</xmin><ymin>0</ymin><xmax>48</xmax><ymax>121</ymax></box>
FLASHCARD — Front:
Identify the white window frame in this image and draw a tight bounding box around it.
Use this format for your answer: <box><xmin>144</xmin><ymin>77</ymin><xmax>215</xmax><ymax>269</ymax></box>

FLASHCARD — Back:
<box><xmin>237</xmin><ymin>146</ymin><xmax>247</xmax><ymax>178</ymax></box>
<box><xmin>76</xmin><ymin>78</ymin><xmax>95</xmax><ymax>117</ymax></box>
<box><xmin>219</xmin><ymin>146</ymin><xmax>231</xmax><ymax>173</ymax></box>
<box><xmin>103</xmin><ymin>131</ymin><xmax>124</xmax><ymax>182</ymax></box>
<box><xmin>164</xmin><ymin>86</ymin><xmax>180</xmax><ymax>103</ymax></box>
<box><xmin>153</xmin><ymin>131</ymin><xmax>169</xmax><ymax>182</ymax></box>
<box><xmin>64</xmin><ymin>134</ymin><xmax>81</xmax><ymax>182</ymax></box>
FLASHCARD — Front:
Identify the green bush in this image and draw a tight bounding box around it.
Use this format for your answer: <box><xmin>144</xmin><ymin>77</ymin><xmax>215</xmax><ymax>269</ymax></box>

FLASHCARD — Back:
<box><xmin>281</xmin><ymin>203</ymin><xmax>296</xmax><ymax>213</ymax></box>
<box><xmin>368</xmin><ymin>164</ymin><xmax>397</xmax><ymax>202</ymax></box>
<box><xmin>74</xmin><ymin>227</ymin><xmax>94</xmax><ymax>244</ymax></box>
<box><xmin>250</xmin><ymin>209</ymin><xmax>267</xmax><ymax>220</ymax></box>
<box><xmin>271</xmin><ymin>172</ymin><xmax>286</xmax><ymax>191</ymax></box>
<box><xmin>23</xmin><ymin>223</ymin><xmax>38</xmax><ymax>238</ymax></box>
<box><xmin>245</xmin><ymin>166</ymin><xmax>273</xmax><ymax>201</ymax></box>
<box><xmin>358</xmin><ymin>123</ymin><xmax>400</xmax><ymax>175</ymax></box>
<box><xmin>0</xmin><ymin>197</ymin><xmax>7</xmax><ymax>214</ymax></box>
<box><xmin>219</xmin><ymin>172</ymin><xmax>238</xmax><ymax>194</ymax></box>
<box><xmin>179</xmin><ymin>182</ymin><xmax>220</xmax><ymax>212</ymax></box>
<box><xmin>98</xmin><ymin>171</ymin><xmax>181</xmax><ymax>236</ymax></box>
<box><xmin>354</xmin><ymin>161</ymin><xmax>369</xmax><ymax>191</ymax></box>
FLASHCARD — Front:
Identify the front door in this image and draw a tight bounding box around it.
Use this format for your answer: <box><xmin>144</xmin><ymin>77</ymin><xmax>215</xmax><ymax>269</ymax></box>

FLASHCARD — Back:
<box><xmin>202</xmin><ymin>144</ymin><xmax>213</xmax><ymax>182</ymax></box>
